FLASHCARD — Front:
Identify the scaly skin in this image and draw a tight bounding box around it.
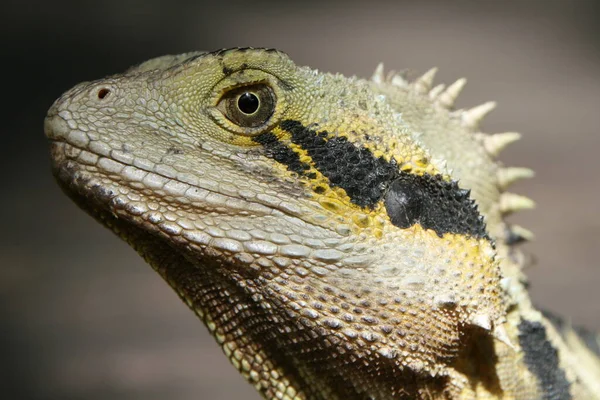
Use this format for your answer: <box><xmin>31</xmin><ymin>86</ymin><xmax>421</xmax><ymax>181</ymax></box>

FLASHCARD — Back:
<box><xmin>45</xmin><ymin>48</ymin><xmax>600</xmax><ymax>399</ymax></box>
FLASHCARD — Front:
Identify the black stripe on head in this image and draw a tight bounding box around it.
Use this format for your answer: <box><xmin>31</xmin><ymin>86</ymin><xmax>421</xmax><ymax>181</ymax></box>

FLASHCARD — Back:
<box><xmin>252</xmin><ymin>132</ymin><xmax>312</xmax><ymax>176</ymax></box>
<box><xmin>281</xmin><ymin>120</ymin><xmax>397</xmax><ymax>208</ymax></box>
<box><xmin>276</xmin><ymin>120</ymin><xmax>488</xmax><ymax>239</ymax></box>
<box><xmin>384</xmin><ymin>173</ymin><xmax>487</xmax><ymax>239</ymax></box>
<box><xmin>518</xmin><ymin>319</ymin><xmax>572</xmax><ymax>400</ymax></box>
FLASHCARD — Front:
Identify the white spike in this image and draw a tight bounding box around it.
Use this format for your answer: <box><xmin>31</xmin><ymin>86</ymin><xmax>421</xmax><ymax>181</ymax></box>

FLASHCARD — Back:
<box><xmin>437</xmin><ymin>78</ymin><xmax>467</xmax><ymax>109</ymax></box>
<box><xmin>371</xmin><ymin>62</ymin><xmax>385</xmax><ymax>84</ymax></box>
<box><xmin>428</xmin><ymin>84</ymin><xmax>445</xmax><ymax>99</ymax></box>
<box><xmin>483</xmin><ymin>132</ymin><xmax>522</xmax><ymax>156</ymax></box>
<box><xmin>508</xmin><ymin>224</ymin><xmax>535</xmax><ymax>243</ymax></box>
<box><xmin>494</xmin><ymin>325</ymin><xmax>516</xmax><ymax>350</ymax></box>
<box><xmin>469</xmin><ymin>313</ymin><xmax>492</xmax><ymax>331</ymax></box>
<box><xmin>497</xmin><ymin>167</ymin><xmax>535</xmax><ymax>189</ymax></box>
<box><xmin>500</xmin><ymin>277</ymin><xmax>513</xmax><ymax>292</ymax></box>
<box><xmin>512</xmin><ymin>225</ymin><xmax>534</xmax><ymax>240</ymax></box>
<box><xmin>391</xmin><ymin>74</ymin><xmax>408</xmax><ymax>88</ymax></box>
<box><xmin>500</xmin><ymin>193</ymin><xmax>535</xmax><ymax>214</ymax></box>
<box><xmin>462</xmin><ymin>101</ymin><xmax>496</xmax><ymax>128</ymax></box>
<box><xmin>412</xmin><ymin>67</ymin><xmax>438</xmax><ymax>94</ymax></box>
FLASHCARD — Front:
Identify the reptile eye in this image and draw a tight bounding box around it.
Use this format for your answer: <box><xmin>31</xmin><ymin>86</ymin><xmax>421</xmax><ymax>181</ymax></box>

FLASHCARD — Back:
<box><xmin>217</xmin><ymin>84</ymin><xmax>276</xmax><ymax>128</ymax></box>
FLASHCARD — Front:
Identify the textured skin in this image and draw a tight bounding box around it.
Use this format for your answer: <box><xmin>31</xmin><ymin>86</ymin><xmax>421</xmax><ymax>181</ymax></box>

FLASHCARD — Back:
<box><xmin>45</xmin><ymin>48</ymin><xmax>600</xmax><ymax>399</ymax></box>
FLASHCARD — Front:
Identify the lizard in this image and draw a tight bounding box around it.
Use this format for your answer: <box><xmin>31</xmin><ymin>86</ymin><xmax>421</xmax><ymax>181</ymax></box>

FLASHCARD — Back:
<box><xmin>44</xmin><ymin>47</ymin><xmax>600</xmax><ymax>399</ymax></box>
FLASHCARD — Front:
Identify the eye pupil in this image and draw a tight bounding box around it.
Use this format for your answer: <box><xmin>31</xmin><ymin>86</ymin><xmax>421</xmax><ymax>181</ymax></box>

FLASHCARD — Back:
<box><xmin>237</xmin><ymin>92</ymin><xmax>260</xmax><ymax>114</ymax></box>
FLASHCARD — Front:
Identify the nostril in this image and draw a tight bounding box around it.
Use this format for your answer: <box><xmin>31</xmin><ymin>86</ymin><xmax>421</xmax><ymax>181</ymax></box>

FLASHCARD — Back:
<box><xmin>97</xmin><ymin>88</ymin><xmax>111</xmax><ymax>99</ymax></box>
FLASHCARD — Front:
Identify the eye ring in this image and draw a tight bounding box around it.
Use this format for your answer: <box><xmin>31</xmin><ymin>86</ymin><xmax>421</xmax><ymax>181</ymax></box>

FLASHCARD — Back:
<box><xmin>216</xmin><ymin>83</ymin><xmax>276</xmax><ymax>128</ymax></box>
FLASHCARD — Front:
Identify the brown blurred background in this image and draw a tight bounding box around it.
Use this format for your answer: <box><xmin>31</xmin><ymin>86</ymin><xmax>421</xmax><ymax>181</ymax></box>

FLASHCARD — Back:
<box><xmin>2</xmin><ymin>0</ymin><xmax>600</xmax><ymax>398</ymax></box>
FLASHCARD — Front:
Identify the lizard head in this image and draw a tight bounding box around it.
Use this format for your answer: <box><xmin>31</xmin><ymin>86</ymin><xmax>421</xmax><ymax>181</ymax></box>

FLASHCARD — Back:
<box><xmin>45</xmin><ymin>48</ymin><xmax>507</xmax><ymax>398</ymax></box>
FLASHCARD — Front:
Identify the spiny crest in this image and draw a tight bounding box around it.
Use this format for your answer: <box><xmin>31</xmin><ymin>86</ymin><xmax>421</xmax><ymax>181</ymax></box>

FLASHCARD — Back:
<box><xmin>497</xmin><ymin>167</ymin><xmax>535</xmax><ymax>190</ymax></box>
<box><xmin>467</xmin><ymin>313</ymin><xmax>514</xmax><ymax>349</ymax></box>
<box><xmin>459</xmin><ymin>101</ymin><xmax>497</xmax><ymax>129</ymax></box>
<box><xmin>506</xmin><ymin>224</ymin><xmax>535</xmax><ymax>245</ymax></box>
<box><xmin>436</xmin><ymin>78</ymin><xmax>467</xmax><ymax>109</ymax></box>
<box><xmin>412</xmin><ymin>67</ymin><xmax>438</xmax><ymax>94</ymax></box>
<box><xmin>480</xmin><ymin>132</ymin><xmax>522</xmax><ymax>157</ymax></box>
<box><xmin>371</xmin><ymin>63</ymin><xmax>536</xmax><ymax>242</ymax></box>
<box><xmin>428</xmin><ymin>83</ymin><xmax>446</xmax><ymax>100</ymax></box>
<box><xmin>370</xmin><ymin>62</ymin><xmax>385</xmax><ymax>84</ymax></box>
<box><xmin>500</xmin><ymin>192</ymin><xmax>536</xmax><ymax>215</ymax></box>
